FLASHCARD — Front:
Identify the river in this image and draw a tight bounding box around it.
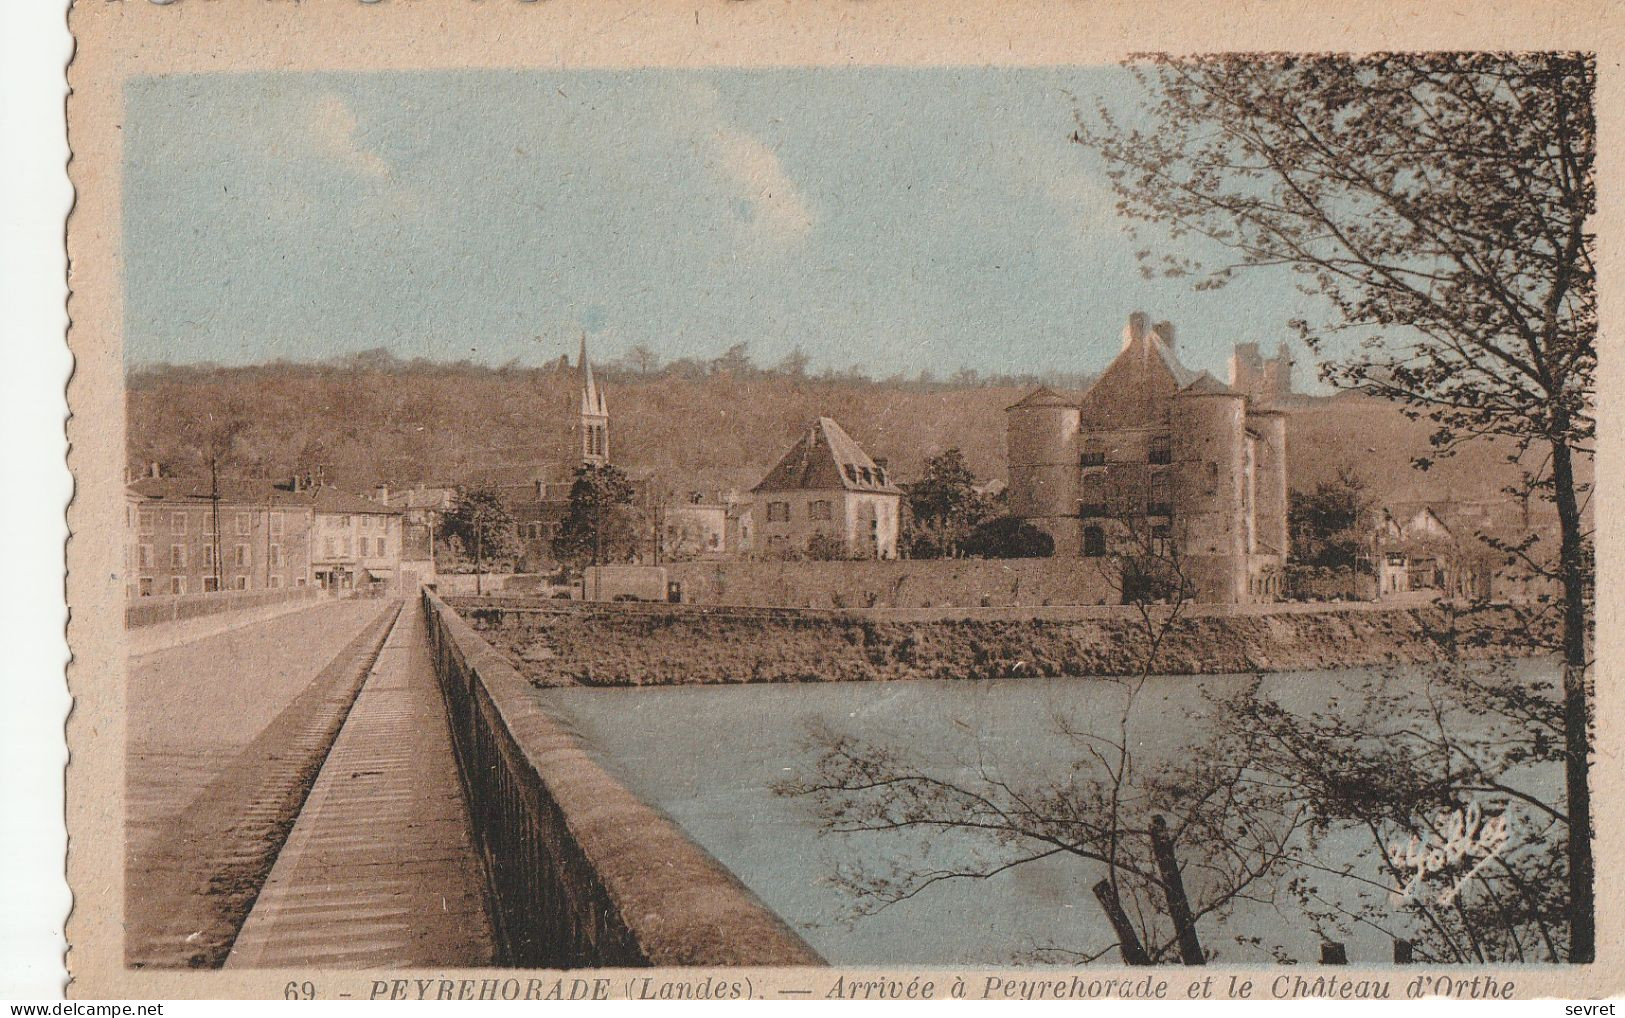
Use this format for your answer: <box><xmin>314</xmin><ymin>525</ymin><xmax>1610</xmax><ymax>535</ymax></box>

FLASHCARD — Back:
<box><xmin>531</xmin><ymin>660</ymin><xmax>1560</xmax><ymax>966</ymax></box>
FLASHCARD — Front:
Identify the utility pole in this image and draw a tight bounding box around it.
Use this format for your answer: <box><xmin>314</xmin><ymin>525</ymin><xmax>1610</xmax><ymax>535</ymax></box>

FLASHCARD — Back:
<box><xmin>209</xmin><ymin>458</ymin><xmax>223</xmax><ymax>594</ymax></box>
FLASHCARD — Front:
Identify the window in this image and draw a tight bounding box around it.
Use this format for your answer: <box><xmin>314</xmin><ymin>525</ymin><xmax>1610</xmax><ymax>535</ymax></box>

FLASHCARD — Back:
<box><xmin>1078</xmin><ymin>501</ymin><xmax>1107</xmax><ymax>519</ymax></box>
<box><xmin>269</xmin><ymin>544</ymin><xmax>282</xmax><ymax>567</ymax></box>
<box><xmin>170</xmin><ymin>545</ymin><xmax>186</xmax><ymax>569</ymax></box>
<box><xmin>234</xmin><ymin>576</ymin><xmax>249</xmax><ymax>591</ymax></box>
<box><xmin>844</xmin><ymin>464</ymin><xmax>858</xmax><ymax>482</ymax></box>
<box><xmin>1148</xmin><ymin>474</ymin><xmax>1173</xmax><ymax>518</ymax></box>
<box><xmin>138</xmin><ymin>544</ymin><xmax>154</xmax><ymax>569</ymax></box>
<box><xmin>203</xmin><ymin>576</ymin><xmax>219</xmax><ymax>593</ymax></box>
<box><xmin>270</xmin><ymin>511</ymin><xmax>284</xmax><ymax>536</ymax></box>
<box><xmin>202</xmin><ymin>545</ymin><xmax>215</xmax><ymax>567</ymax></box>
<box><xmin>1148</xmin><ymin>434</ymin><xmax>1172</xmax><ymax>465</ymax></box>
<box><xmin>235</xmin><ymin>512</ymin><xmax>251</xmax><ymax>535</ymax></box>
<box><xmin>1082</xmin><ymin>526</ymin><xmax>1107</xmax><ymax>558</ymax></box>
<box><xmin>171</xmin><ymin>512</ymin><xmax>187</xmax><ymax>534</ymax></box>
<box><xmin>1151</xmin><ymin>523</ymin><xmax>1172</xmax><ymax>557</ymax></box>
<box><xmin>362</xmin><ymin>515</ymin><xmax>372</xmax><ymax>530</ymax></box>
<box><xmin>809</xmin><ymin>500</ymin><xmax>833</xmax><ymax>521</ymax></box>
<box><xmin>1080</xmin><ymin>439</ymin><xmax>1106</xmax><ymax>467</ymax></box>
<box><xmin>234</xmin><ymin>544</ymin><xmax>250</xmax><ymax>567</ymax></box>
<box><xmin>324</xmin><ymin>537</ymin><xmax>336</xmax><ymax>557</ymax></box>
<box><xmin>338</xmin><ymin>515</ymin><xmax>351</xmax><ymax>527</ymax></box>
<box><xmin>269</xmin><ymin>575</ymin><xmax>283</xmax><ymax>589</ymax></box>
<box><xmin>203</xmin><ymin>511</ymin><xmax>215</xmax><ymax>535</ymax></box>
<box><xmin>376</xmin><ymin>537</ymin><xmax>387</xmax><ymax>557</ymax></box>
<box><xmin>875</xmin><ymin>468</ymin><xmax>888</xmax><ymax>485</ymax></box>
<box><xmin>138</xmin><ymin>577</ymin><xmax>154</xmax><ymax>597</ymax></box>
<box><xmin>170</xmin><ymin>576</ymin><xmax>186</xmax><ymax>595</ymax></box>
<box><xmin>766</xmin><ymin>501</ymin><xmax>790</xmax><ymax>523</ymax></box>
<box><xmin>341</xmin><ymin>536</ymin><xmax>351</xmax><ymax>556</ymax></box>
<box><xmin>139</xmin><ymin>512</ymin><xmax>154</xmax><ymax>535</ymax></box>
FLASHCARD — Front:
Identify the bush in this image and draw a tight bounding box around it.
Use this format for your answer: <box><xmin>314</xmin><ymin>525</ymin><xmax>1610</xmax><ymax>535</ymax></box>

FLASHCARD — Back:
<box><xmin>963</xmin><ymin>516</ymin><xmax>1054</xmax><ymax>559</ymax></box>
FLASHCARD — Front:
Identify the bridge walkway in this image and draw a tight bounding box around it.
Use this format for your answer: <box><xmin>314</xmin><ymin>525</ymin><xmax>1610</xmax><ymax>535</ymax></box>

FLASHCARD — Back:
<box><xmin>226</xmin><ymin>602</ymin><xmax>497</xmax><ymax>968</ymax></box>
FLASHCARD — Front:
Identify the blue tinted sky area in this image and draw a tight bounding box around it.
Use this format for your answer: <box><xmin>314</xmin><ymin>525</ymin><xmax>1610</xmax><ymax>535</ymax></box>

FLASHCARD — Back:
<box><xmin>123</xmin><ymin>68</ymin><xmax>1326</xmax><ymax>384</ymax></box>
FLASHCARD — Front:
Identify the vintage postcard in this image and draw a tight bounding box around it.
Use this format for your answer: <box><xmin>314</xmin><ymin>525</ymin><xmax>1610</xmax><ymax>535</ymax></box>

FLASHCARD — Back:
<box><xmin>63</xmin><ymin>0</ymin><xmax>1622</xmax><ymax>1001</ymax></box>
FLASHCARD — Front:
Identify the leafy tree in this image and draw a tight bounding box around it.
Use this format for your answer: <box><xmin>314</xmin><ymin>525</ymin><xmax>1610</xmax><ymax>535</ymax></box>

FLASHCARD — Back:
<box><xmin>1076</xmin><ymin>53</ymin><xmax>1596</xmax><ymax>959</ymax></box>
<box><xmin>439</xmin><ymin>488</ymin><xmax>521</xmax><ymax>576</ymax></box>
<box><xmin>711</xmin><ymin>342</ymin><xmax>755</xmax><ymax>378</ymax></box>
<box><xmin>552</xmin><ymin>463</ymin><xmax>641</xmax><ymax>569</ymax></box>
<box><xmin>776</xmin><ymin>347</ymin><xmax>811</xmax><ymax>379</ymax></box>
<box><xmin>961</xmin><ymin>515</ymin><xmax>1054</xmax><ymax>560</ymax></box>
<box><xmin>902</xmin><ymin>448</ymin><xmax>994</xmax><ymax>558</ymax></box>
<box><xmin>1289</xmin><ymin>467</ymin><xmax>1376</xmax><ymax>571</ymax></box>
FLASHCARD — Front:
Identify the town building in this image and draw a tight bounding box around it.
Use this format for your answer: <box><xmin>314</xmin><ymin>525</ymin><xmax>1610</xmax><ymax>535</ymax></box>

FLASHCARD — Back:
<box><xmin>1006</xmin><ymin>312</ymin><xmax>1288</xmax><ymax>603</ymax></box>
<box><xmin>304</xmin><ymin>486</ymin><xmax>404</xmax><ymax>592</ymax></box>
<box><xmin>751</xmin><ymin>417</ymin><xmax>902</xmax><ymax>560</ymax></box>
<box><xmin>124</xmin><ymin>473</ymin><xmax>405</xmax><ymax>598</ymax></box>
<box><xmin>1229</xmin><ymin>341</ymin><xmax>1295</xmax><ymax>404</ymax></box>
<box><xmin>125</xmin><ymin>474</ymin><xmax>316</xmax><ymax>598</ymax></box>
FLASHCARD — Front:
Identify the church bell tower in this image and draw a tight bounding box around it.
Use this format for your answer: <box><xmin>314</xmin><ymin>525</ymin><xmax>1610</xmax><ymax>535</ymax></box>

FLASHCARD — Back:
<box><xmin>578</xmin><ymin>334</ymin><xmax>609</xmax><ymax>466</ymax></box>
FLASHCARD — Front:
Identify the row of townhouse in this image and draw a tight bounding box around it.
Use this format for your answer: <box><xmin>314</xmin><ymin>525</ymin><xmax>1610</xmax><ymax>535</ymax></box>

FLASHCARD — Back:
<box><xmin>123</xmin><ymin>475</ymin><xmax>406</xmax><ymax>599</ymax></box>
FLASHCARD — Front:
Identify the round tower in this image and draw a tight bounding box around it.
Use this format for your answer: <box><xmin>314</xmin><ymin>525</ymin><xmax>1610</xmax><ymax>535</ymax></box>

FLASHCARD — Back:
<box><xmin>1171</xmin><ymin>378</ymin><xmax>1248</xmax><ymax>603</ymax></box>
<box><xmin>1006</xmin><ymin>388</ymin><xmax>1081</xmax><ymax>553</ymax></box>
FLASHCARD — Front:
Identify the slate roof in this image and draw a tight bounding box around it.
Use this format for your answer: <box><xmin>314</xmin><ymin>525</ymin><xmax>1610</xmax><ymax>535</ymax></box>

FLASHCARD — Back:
<box><xmin>753</xmin><ymin>417</ymin><xmax>902</xmax><ymax>495</ymax></box>
<box><xmin>128</xmin><ymin>477</ymin><xmax>399</xmax><ymax>515</ymax></box>
<box><xmin>1178</xmin><ymin>372</ymin><xmax>1241</xmax><ymax>397</ymax></box>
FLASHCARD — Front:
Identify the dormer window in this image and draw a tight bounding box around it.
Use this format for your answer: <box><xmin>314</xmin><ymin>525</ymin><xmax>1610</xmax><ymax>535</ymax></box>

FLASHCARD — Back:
<box><xmin>845</xmin><ymin>464</ymin><xmax>859</xmax><ymax>482</ymax></box>
<box><xmin>875</xmin><ymin>468</ymin><xmax>887</xmax><ymax>485</ymax></box>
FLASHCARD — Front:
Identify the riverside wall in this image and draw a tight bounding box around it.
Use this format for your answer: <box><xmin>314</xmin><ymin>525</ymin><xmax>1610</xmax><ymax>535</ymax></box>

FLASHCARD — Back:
<box><xmin>421</xmin><ymin>591</ymin><xmax>823</xmax><ymax>967</ymax></box>
<box><xmin>664</xmin><ymin>558</ymin><xmax>1121</xmax><ymax>609</ymax></box>
<box><xmin>449</xmin><ymin>597</ymin><xmax>1555</xmax><ymax>688</ymax></box>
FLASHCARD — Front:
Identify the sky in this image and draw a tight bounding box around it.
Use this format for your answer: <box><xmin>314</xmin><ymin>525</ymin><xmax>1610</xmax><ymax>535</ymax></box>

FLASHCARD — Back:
<box><xmin>123</xmin><ymin>67</ymin><xmax>1327</xmax><ymax>386</ymax></box>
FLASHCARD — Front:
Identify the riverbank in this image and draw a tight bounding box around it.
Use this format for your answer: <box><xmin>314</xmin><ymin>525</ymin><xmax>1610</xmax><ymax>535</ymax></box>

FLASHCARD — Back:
<box><xmin>450</xmin><ymin>599</ymin><xmax>1555</xmax><ymax>687</ymax></box>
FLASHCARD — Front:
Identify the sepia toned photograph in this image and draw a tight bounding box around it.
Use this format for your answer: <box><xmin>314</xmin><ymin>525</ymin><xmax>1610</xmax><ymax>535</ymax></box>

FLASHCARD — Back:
<box><xmin>57</xmin><ymin>0</ymin><xmax>1618</xmax><ymax>1002</ymax></box>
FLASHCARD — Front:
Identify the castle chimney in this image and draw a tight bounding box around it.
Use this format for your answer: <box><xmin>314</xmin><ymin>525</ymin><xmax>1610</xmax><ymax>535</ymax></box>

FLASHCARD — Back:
<box><xmin>1152</xmin><ymin>321</ymin><xmax>1175</xmax><ymax>348</ymax></box>
<box><xmin>148</xmin><ymin>462</ymin><xmax>161</xmax><ymax>479</ymax></box>
<box><xmin>374</xmin><ymin>484</ymin><xmax>390</xmax><ymax>504</ymax></box>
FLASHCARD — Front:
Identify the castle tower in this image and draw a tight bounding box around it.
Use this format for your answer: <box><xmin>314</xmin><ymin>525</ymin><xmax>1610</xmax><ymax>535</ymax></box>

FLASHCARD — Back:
<box><xmin>1005</xmin><ymin>386</ymin><xmax>1083</xmax><ymax>556</ymax></box>
<box><xmin>578</xmin><ymin>334</ymin><xmax>609</xmax><ymax>466</ymax></box>
<box><xmin>1170</xmin><ymin>374</ymin><xmax>1249</xmax><ymax>604</ymax></box>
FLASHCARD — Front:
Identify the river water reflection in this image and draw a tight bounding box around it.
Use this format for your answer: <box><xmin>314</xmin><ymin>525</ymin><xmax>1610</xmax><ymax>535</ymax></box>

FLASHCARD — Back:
<box><xmin>532</xmin><ymin>662</ymin><xmax>1558</xmax><ymax>966</ymax></box>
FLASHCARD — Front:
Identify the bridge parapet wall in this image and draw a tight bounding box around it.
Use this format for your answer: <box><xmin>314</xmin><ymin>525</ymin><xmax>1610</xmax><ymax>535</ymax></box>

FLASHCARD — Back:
<box><xmin>421</xmin><ymin>590</ymin><xmax>823</xmax><ymax>968</ymax></box>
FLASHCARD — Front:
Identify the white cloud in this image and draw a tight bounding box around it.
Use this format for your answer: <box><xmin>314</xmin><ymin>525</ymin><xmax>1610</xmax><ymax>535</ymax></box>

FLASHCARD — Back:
<box><xmin>304</xmin><ymin>93</ymin><xmax>390</xmax><ymax>179</ymax></box>
<box><xmin>708</xmin><ymin>127</ymin><xmax>813</xmax><ymax>246</ymax></box>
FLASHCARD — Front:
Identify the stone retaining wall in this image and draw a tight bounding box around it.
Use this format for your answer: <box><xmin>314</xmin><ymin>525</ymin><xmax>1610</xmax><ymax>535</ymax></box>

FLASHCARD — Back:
<box><xmin>665</xmin><ymin>558</ymin><xmax>1120</xmax><ymax>609</ymax></box>
<box><xmin>421</xmin><ymin>591</ymin><xmax>822</xmax><ymax>967</ymax></box>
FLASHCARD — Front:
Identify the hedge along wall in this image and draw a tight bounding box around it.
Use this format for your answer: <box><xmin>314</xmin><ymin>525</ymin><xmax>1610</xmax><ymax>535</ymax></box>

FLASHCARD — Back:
<box><xmin>664</xmin><ymin>557</ymin><xmax>1121</xmax><ymax>609</ymax></box>
<box><xmin>421</xmin><ymin>591</ymin><xmax>822</xmax><ymax>968</ymax></box>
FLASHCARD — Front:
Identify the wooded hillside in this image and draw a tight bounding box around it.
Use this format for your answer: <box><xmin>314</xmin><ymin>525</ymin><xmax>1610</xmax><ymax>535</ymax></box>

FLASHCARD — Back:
<box><xmin>126</xmin><ymin>351</ymin><xmax>1550</xmax><ymax>510</ymax></box>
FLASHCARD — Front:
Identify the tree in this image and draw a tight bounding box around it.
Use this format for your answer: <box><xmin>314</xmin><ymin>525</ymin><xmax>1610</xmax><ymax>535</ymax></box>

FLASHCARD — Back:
<box><xmin>1207</xmin><ymin>659</ymin><xmax>1571</xmax><ymax>963</ymax></box>
<box><xmin>776</xmin><ymin>347</ymin><xmax>811</xmax><ymax>379</ymax></box>
<box><xmin>552</xmin><ymin>463</ymin><xmax>641</xmax><ymax>570</ymax></box>
<box><xmin>711</xmin><ymin>342</ymin><xmax>755</xmax><ymax>378</ymax></box>
<box><xmin>1076</xmin><ymin>53</ymin><xmax>1596</xmax><ymax>960</ymax></box>
<box><xmin>1289</xmin><ymin>466</ymin><xmax>1375</xmax><ymax>571</ymax></box>
<box><xmin>961</xmin><ymin>515</ymin><xmax>1054</xmax><ymax>560</ymax></box>
<box><xmin>623</xmin><ymin>343</ymin><xmax>662</xmax><ymax>376</ymax></box>
<box><xmin>901</xmin><ymin>448</ymin><xmax>994</xmax><ymax>558</ymax></box>
<box><xmin>439</xmin><ymin>488</ymin><xmax>521</xmax><ymax>589</ymax></box>
<box><xmin>779</xmin><ymin>525</ymin><xmax>1308</xmax><ymax>964</ymax></box>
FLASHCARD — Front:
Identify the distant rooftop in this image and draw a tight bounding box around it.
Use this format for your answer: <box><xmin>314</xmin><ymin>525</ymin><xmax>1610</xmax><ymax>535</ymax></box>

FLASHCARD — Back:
<box><xmin>753</xmin><ymin>417</ymin><xmax>901</xmax><ymax>495</ymax></box>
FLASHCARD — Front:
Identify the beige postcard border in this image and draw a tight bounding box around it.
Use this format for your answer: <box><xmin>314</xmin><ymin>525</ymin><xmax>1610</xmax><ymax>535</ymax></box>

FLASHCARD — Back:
<box><xmin>64</xmin><ymin>0</ymin><xmax>1625</xmax><ymax>999</ymax></box>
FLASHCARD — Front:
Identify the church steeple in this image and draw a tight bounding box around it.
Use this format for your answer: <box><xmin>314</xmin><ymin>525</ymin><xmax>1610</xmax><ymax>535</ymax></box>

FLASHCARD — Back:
<box><xmin>578</xmin><ymin>334</ymin><xmax>609</xmax><ymax>466</ymax></box>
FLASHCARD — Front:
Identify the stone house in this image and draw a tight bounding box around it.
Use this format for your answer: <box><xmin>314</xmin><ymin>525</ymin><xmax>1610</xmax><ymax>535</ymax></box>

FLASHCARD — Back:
<box><xmin>751</xmin><ymin>417</ymin><xmax>902</xmax><ymax>560</ymax></box>
<box><xmin>126</xmin><ymin>474</ymin><xmax>317</xmax><ymax>597</ymax></box>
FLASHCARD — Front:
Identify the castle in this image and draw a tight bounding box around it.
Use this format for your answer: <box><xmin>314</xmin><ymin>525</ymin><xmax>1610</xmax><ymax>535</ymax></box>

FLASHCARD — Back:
<box><xmin>1006</xmin><ymin>312</ymin><xmax>1288</xmax><ymax>603</ymax></box>
<box><xmin>1228</xmin><ymin>340</ymin><xmax>1294</xmax><ymax>404</ymax></box>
